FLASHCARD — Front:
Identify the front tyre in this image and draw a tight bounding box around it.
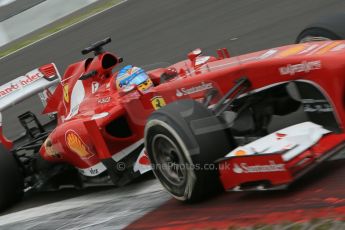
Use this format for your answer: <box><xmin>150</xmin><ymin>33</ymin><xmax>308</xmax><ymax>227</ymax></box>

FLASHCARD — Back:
<box><xmin>296</xmin><ymin>28</ymin><xmax>340</xmax><ymax>43</ymax></box>
<box><xmin>145</xmin><ymin>99</ymin><xmax>236</xmax><ymax>202</ymax></box>
<box><xmin>296</xmin><ymin>13</ymin><xmax>345</xmax><ymax>43</ymax></box>
<box><xmin>0</xmin><ymin>145</ymin><xmax>24</xmax><ymax>211</ymax></box>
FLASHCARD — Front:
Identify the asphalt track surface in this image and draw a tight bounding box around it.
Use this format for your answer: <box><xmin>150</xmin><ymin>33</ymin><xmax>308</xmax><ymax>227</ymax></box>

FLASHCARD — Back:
<box><xmin>1</xmin><ymin>0</ymin><xmax>345</xmax><ymax>229</ymax></box>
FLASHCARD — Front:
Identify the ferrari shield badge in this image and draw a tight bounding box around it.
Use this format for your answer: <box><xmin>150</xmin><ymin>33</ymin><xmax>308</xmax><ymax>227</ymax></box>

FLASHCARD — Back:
<box><xmin>63</xmin><ymin>84</ymin><xmax>69</xmax><ymax>103</ymax></box>
<box><xmin>151</xmin><ymin>96</ymin><xmax>166</xmax><ymax>110</ymax></box>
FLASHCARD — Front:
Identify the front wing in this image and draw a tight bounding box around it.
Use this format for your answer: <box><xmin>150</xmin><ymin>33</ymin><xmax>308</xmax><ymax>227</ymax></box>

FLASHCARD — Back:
<box><xmin>218</xmin><ymin>133</ymin><xmax>345</xmax><ymax>191</ymax></box>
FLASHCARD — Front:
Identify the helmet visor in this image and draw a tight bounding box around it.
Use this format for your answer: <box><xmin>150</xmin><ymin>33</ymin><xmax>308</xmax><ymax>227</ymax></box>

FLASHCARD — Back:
<box><xmin>129</xmin><ymin>72</ymin><xmax>149</xmax><ymax>85</ymax></box>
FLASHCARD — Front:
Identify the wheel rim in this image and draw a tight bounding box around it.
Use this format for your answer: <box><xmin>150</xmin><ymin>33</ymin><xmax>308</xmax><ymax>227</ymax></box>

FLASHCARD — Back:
<box><xmin>299</xmin><ymin>36</ymin><xmax>331</xmax><ymax>43</ymax></box>
<box><xmin>151</xmin><ymin>134</ymin><xmax>187</xmax><ymax>187</ymax></box>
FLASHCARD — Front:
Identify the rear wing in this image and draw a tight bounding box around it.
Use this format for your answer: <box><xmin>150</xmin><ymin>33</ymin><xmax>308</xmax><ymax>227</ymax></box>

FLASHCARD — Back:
<box><xmin>0</xmin><ymin>63</ymin><xmax>60</xmax><ymax>111</ymax></box>
<box><xmin>0</xmin><ymin>63</ymin><xmax>60</xmax><ymax>150</ymax></box>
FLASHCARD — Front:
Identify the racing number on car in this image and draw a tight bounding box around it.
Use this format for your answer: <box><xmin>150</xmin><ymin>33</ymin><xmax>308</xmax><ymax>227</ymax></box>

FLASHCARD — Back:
<box><xmin>151</xmin><ymin>96</ymin><xmax>166</xmax><ymax>110</ymax></box>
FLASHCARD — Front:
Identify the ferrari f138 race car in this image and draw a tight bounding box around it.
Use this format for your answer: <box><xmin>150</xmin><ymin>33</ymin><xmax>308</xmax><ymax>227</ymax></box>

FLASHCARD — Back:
<box><xmin>0</xmin><ymin>37</ymin><xmax>241</xmax><ymax>210</ymax></box>
<box><xmin>0</xmin><ymin>14</ymin><xmax>344</xmax><ymax>210</ymax></box>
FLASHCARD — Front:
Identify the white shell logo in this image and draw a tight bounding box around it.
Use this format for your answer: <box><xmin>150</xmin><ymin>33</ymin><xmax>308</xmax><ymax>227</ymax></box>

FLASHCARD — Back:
<box><xmin>233</xmin><ymin>163</ymin><xmax>244</xmax><ymax>174</ymax></box>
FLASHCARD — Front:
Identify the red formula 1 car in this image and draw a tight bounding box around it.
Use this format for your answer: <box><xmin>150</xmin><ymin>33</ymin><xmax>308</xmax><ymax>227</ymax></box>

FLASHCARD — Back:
<box><xmin>1</xmin><ymin>15</ymin><xmax>344</xmax><ymax>209</ymax></box>
<box><xmin>0</xmin><ymin>38</ymin><xmax>238</xmax><ymax>210</ymax></box>
<box><xmin>144</xmin><ymin>36</ymin><xmax>345</xmax><ymax>201</ymax></box>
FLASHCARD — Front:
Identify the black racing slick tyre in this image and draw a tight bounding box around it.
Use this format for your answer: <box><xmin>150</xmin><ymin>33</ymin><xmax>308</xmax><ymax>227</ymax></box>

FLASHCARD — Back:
<box><xmin>296</xmin><ymin>28</ymin><xmax>340</xmax><ymax>43</ymax></box>
<box><xmin>145</xmin><ymin>99</ymin><xmax>236</xmax><ymax>202</ymax></box>
<box><xmin>0</xmin><ymin>145</ymin><xmax>24</xmax><ymax>211</ymax></box>
<box><xmin>296</xmin><ymin>13</ymin><xmax>345</xmax><ymax>43</ymax></box>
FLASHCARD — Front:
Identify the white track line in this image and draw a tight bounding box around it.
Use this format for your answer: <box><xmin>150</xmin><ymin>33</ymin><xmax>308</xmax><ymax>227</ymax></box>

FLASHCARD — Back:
<box><xmin>0</xmin><ymin>0</ymin><xmax>128</xmax><ymax>61</ymax></box>
<box><xmin>0</xmin><ymin>180</ymin><xmax>165</xmax><ymax>226</ymax></box>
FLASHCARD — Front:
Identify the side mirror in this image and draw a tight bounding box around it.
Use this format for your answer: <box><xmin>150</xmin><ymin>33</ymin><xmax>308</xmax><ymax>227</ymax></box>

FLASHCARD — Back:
<box><xmin>188</xmin><ymin>48</ymin><xmax>202</xmax><ymax>67</ymax></box>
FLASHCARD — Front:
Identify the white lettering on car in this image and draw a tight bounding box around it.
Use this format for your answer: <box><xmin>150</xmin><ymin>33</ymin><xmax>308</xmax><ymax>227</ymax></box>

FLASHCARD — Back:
<box><xmin>97</xmin><ymin>97</ymin><xmax>111</xmax><ymax>104</ymax></box>
<box><xmin>279</xmin><ymin>60</ymin><xmax>321</xmax><ymax>76</ymax></box>
<box><xmin>302</xmin><ymin>99</ymin><xmax>333</xmax><ymax>113</ymax></box>
<box><xmin>233</xmin><ymin>161</ymin><xmax>286</xmax><ymax>174</ymax></box>
<box><xmin>0</xmin><ymin>72</ymin><xmax>43</xmax><ymax>98</ymax></box>
<box><xmin>176</xmin><ymin>82</ymin><xmax>213</xmax><ymax>97</ymax></box>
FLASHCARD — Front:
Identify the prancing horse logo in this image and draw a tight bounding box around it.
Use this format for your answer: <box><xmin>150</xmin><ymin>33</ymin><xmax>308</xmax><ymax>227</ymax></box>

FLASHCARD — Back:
<box><xmin>151</xmin><ymin>96</ymin><xmax>166</xmax><ymax>110</ymax></box>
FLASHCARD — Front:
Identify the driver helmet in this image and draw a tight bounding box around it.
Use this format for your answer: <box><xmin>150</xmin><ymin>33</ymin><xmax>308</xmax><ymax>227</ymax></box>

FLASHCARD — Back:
<box><xmin>116</xmin><ymin>65</ymin><xmax>153</xmax><ymax>93</ymax></box>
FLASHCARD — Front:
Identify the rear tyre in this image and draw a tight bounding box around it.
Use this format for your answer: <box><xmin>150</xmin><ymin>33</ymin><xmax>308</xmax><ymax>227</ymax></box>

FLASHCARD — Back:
<box><xmin>145</xmin><ymin>99</ymin><xmax>236</xmax><ymax>202</ymax></box>
<box><xmin>0</xmin><ymin>145</ymin><xmax>24</xmax><ymax>211</ymax></box>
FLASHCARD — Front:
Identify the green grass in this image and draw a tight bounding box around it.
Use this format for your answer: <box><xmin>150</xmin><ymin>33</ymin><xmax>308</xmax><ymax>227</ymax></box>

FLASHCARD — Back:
<box><xmin>0</xmin><ymin>0</ymin><xmax>122</xmax><ymax>58</ymax></box>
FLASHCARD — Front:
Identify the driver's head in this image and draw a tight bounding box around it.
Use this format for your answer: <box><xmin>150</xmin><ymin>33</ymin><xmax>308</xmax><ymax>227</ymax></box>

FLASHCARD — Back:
<box><xmin>116</xmin><ymin>65</ymin><xmax>153</xmax><ymax>93</ymax></box>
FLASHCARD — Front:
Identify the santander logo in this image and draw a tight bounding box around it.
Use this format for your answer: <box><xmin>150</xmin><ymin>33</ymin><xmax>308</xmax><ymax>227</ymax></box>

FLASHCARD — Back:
<box><xmin>176</xmin><ymin>82</ymin><xmax>213</xmax><ymax>97</ymax></box>
<box><xmin>232</xmin><ymin>161</ymin><xmax>285</xmax><ymax>174</ymax></box>
<box><xmin>0</xmin><ymin>72</ymin><xmax>43</xmax><ymax>98</ymax></box>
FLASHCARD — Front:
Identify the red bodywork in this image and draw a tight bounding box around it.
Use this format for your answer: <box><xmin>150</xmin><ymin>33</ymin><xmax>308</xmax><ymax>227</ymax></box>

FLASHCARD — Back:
<box><xmin>40</xmin><ymin>41</ymin><xmax>345</xmax><ymax>184</ymax></box>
